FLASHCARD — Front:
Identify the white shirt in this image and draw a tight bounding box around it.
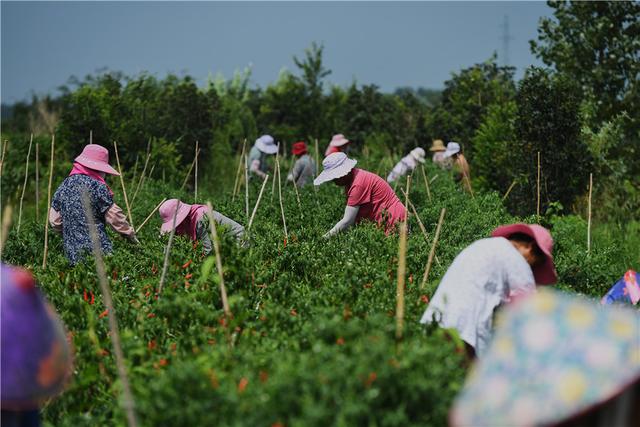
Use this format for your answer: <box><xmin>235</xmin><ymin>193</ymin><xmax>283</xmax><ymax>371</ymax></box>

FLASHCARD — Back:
<box><xmin>420</xmin><ymin>237</ymin><xmax>536</xmax><ymax>356</ymax></box>
<box><xmin>387</xmin><ymin>155</ymin><xmax>418</xmax><ymax>183</ymax></box>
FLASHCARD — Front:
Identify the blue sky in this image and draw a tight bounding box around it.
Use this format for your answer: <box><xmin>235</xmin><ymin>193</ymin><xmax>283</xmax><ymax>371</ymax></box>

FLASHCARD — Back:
<box><xmin>1</xmin><ymin>1</ymin><xmax>553</xmax><ymax>103</ymax></box>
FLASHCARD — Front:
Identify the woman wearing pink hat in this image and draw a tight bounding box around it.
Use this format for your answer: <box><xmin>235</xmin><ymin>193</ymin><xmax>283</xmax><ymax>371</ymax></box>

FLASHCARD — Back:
<box><xmin>49</xmin><ymin>144</ymin><xmax>138</xmax><ymax>265</ymax></box>
<box><xmin>324</xmin><ymin>134</ymin><xmax>351</xmax><ymax>157</ymax></box>
<box><xmin>314</xmin><ymin>152</ymin><xmax>406</xmax><ymax>237</ymax></box>
<box><xmin>158</xmin><ymin>199</ymin><xmax>246</xmax><ymax>254</ymax></box>
<box><xmin>420</xmin><ymin>223</ymin><xmax>557</xmax><ymax>359</ymax></box>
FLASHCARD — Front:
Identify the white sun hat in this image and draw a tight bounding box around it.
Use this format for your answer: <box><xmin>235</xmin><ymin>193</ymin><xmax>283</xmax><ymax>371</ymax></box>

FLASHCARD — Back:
<box><xmin>314</xmin><ymin>152</ymin><xmax>357</xmax><ymax>186</ymax></box>
<box><xmin>443</xmin><ymin>142</ymin><xmax>461</xmax><ymax>158</ymax></box>
<box><xmin>329</xmin><ymin>134</ymin><xmax>350</xmax><ymax>147</ymax></box>
<box><xmin>410</xmin><ymin>147</ymin><xmax>426</xmax><ymax>163</ymax></box>
<box><xmin>255</xmin><ymin>135</ymin><xmax>278</xmax><ymax>155</ymax></box>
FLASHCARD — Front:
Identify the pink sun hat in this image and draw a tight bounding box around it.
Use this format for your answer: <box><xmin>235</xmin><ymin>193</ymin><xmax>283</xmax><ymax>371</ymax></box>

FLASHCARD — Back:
<box><xmin>314</xmin><ymin>152</ymin><xmax>357</xmax><ymax>186</ymax></box>
<box><xmin>74</xmin><ymin>144</ymin><xmax>119</xmax><ymax>175</ymax></box>
<box><xmin>491</xmin><ymin>223</ymin><xmax>558</xmax><ymax>285</ymax></box>
<box><xmin>159</xmin><ymin>199</ymin><xmax>192</xmax><ymax>234</ymax></box>
<box><xmin>329</xmin><ymin>134</ymin><xmax>350</xmax><ymax>148</ymax></box>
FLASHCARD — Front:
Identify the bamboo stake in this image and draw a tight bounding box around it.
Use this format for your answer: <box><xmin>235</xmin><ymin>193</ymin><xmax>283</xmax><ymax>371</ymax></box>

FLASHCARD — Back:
<box><xmin>179</xmin><ymin>149</ymin><xmax>200</xmax><ymax>192</ymax></box>
<box><xmin>271</xmin><ymin>144</ymin><xmax>279</xmax><ymax>199</ymax></box>
<box><xmin>35</xmin><ymin>143</ymin><xmax>40</xmax><ymax>221</ymax></box>
<box><xmin>205</xmin><ymin>202</ymin><xmax>231</xmax><ymax>318</ymax></box>
<box><xmin>135</xmin><ymin>198</ymin><xmax>167</xmax><ymax>234</ymax></box>
<box><xmin>248</xmin><ymin>175</ymin><xmax>269</xmax><ymax>231</ymax></box>
<box><xmin>420</xmin><ymin>208</ymin><xmax>446</xmax><ymax>290</ymax></box>
<box><xmin>401</xmin><ymin>189</ymin><xmax>442</xmax><ymax>267</ymax></box>
<box><xmin>130</xmin><ymin>154</ymin><xmax>140</xmax><ymax>191</ymax></box>
<box><xmin>158</xmin><ymin>200</ymin><xmax>180</xmax><ymax>295</ymax></box>
<box><xmin>131</xmin><ymin>149</ymin><xmax>151</xmax><ymax>204</ymax></box>
<box><xmin>0</xmin><ymin>205</ymin><xmax>13</xmax><ymax>257</ymax></box>
<box><xmin>276</xmin><ymin>156</ymin><xmax>288</xmax><ymax>240</ymax></box>
<box><xmin>0</xmin><ymin>140</ymin><xmax>9</xmax><ymax>178</ymax></box>
<box><xmin>502</xmin><ymin>179</ymin><xmax>518</xmax><ymax>201</ymax></box>
<box><xmin>395</xmin><ymin>176</ymin><xmax>411</xmax><ymax>341</ymax></box>
<box><xmin>587</xmin><ymin>173</ymin><xmax>593</xmax><ymax>254</ymax></box>
<box><xmin>89</xmin><ymin>129</ymin><xmax>93</xmax><ymax>145</ymax></box>
<box><xmin>80</xmin><ymin>190</ymin><xmax>138</xmax><ymax>427</ymax></box>
<box><xmin>42</xmin><ymin>135</ymin><xmax>55</xmax><ymax>270</ymax></box>
<box><xmin>537</xmin><ymin>151</ymin><xmax>541</xmax><ymax>217</ymax></box>
<box><xmin>232</xmin><ymin>139</ymin><xmax>247</xmax><ymax>200</ymax></box>
<box><xmin>244</xmin><ymin>154</ymin><xmax>249</xmax><ymax>219</ymax></box>
<box><xmin>17</xmin><ymin>134</ymin><xmax>33</xmax><ymax>233</ymax></box>
<box><xmin>194</xmin><ymin>140</ymin><xmax>199</xmax><ymax>202</ymax></box>
<box><xmin>430</xmin><ymin>174</ymin><xmax>439</xmax><ymax>184</ymax></box>
<box><xmin>113</xmin><ymin>141</ymin><xmax>135</xmax><ymax>229</ymax></box>
<box><xmin>420</xmin><ymin>164</ymin><xmax>432</xmax><ymax>202</ymax></box>
<box><xmin>292</xmin><ymin>176</ymin><xmax>303</xmax><ymax>217</ymax></box>
<box><xmin>314</xmin><ymin>138</ymin><xmax>320</xmax><ymax>167</ymax></box>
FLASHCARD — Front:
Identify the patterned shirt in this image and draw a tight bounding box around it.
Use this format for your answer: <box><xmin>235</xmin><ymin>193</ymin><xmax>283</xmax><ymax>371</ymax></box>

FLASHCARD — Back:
<box><xmin>51</xmin><ymin>174</ymin><xmax>114</xmax><ymax>264</ymax></box>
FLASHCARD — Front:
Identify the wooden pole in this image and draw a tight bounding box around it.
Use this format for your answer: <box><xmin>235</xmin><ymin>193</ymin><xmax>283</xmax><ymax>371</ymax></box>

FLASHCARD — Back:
<box><xmin>89</xmin><ymin>129</ymin><xmax>93</xmax><ymax>145</ymax></box>
<box><xmin>158</xmin><ymin>200</ymin><xmax>180</xmax><ymax>295</ymax></box>
<box><xmin>17</xmin><ymin>134</ymin><xmax>33</xmax><ymax>233</ymax></box>
<box><xmin>292</xmin><ymin>175</ymin><xmax>303</xmax><ymax>217</ymax></box>
<box><xmin>232</xmin><ymin>139</ymin><xmax>247</xmax><ymax>200</ymax></box>
<box><xmin>0</xmin><ymin>204</ymin><xmax>13</xmax><ymax>257</ymax></box>
<box><xmin>537</xmin><ymin>151</ymin><xmax>541</xmax><ymax>217</ymax></box>
<box><xmin>204</xmin><ymin>202</ymin><xmax>232</xmax><ymax>318</ymax></box>
<box><xmin>420</xmin><ymin>208</ymin><xmax>446</xmax><ymax>290</ymax></box>
<box><xmin>401</xmin><ymin>189</ymin><xmax>442</xmax><ymax>267</ymax></box>
<box><xmin>35</xmin><ymin>143</ymin><xmax>40</xmax><ymax>221</ymax></box>
<box><xmin>113</xmin><ymin>141</ymin><xmax>135</xmax><ymax>230</ymax></box>
<box><xmin>420</xmin><ymin>164</ymin><xmax>432</xmax><ymax>202</ymax></box>
<box><xmin>248</xmin><ymin>175</ymin><xmax>269</xmax><ymax>231</ymax></box>
<box><xmin>244</xmin><ymin>154</ymin><xmax>249</xmax><ymax>219</ymax></box>
<box><xmin>131</xmin><ymin>144</ymin><xmax>151</xmax><ymax>204</ymax></box>
<box><xmin>276</xmin><ymin>156</ymin><xmax>288</xmax><ymax>240</ymax></box>
<box><xmin>587</xmin><ymin>173</ymin><xmax>593</xmax><ymax>254</ymax></box>
<box><xmin>42</xmin><ymin>135</ymin><xmax>55</xmax><ymax>270</ymax></box>
<box><xmin>194</xmin><ymin>140</ymin><xmax>199</xmax><ymax>202</ymax></box>
<box><xmin>314</xmin><ymin>138</ymin><xmax>320</xmax><ymax>167</ymax></box>
<box><xmin>395</xmin><ymin>176</ymin><xmax>411</xmax><ymax>341</ymax></box>
<box><xmin>80</xmin><ymin>190</ymin><xmax>138</xmax><ymax>427</ymax></box>
<box><xmin>179</xmin><ymin>149</ymin><xmax>199</xmax><ymax>192</ymax></box>
<box><xmin>135</xmin><ymin>198</ymin><xmax>167</xmax><ymax>234</ymax></box>
<box><xmin>271</xmin><ymin>144</ymin><xmax>279</xmax><ymax>199</ymax></box>
<box><xmin>130</xmin><ymin>154</ymin><xmax>140</xmax><ymax>191</ymax></box>
<box><xmin>0</xmin><ymin>140</ymin><xmax>9</xmax><ymax>178</ymax></box>
<box><xmin>502</xmin><ymin>179</ymin><xmax>518</xmax><ymax>201</ymax></box>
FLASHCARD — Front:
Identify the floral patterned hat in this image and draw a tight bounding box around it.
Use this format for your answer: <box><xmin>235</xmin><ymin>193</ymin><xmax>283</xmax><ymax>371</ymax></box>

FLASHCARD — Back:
<box><xmin>451</xmin><ymin>289</ymin><xmax>640</xmax><ymax>427</ymax></box>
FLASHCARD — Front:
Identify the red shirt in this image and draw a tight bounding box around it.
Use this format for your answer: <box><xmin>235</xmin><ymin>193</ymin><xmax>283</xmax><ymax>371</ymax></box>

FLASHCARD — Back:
<box><xmin>345</xmin><ymin>169</ymin><xmax>407</xmax><ymax>232</ymax></box>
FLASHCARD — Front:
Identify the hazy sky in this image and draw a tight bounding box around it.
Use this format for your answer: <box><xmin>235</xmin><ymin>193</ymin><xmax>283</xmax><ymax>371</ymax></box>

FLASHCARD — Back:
<box><xmin>1</xmin><ymin>1</ymin><xmax>553</xmax><ymax>103</ymax></box>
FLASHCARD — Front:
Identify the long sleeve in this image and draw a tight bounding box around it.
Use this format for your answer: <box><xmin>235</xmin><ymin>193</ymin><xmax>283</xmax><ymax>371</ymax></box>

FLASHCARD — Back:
<box><xmin>49</xmin><ymin>207</ymin><xmax>63</xmax><ymax>233</ymax></box>
<box><xmin>250</xmin><ymin>159</ymin><xmax>267</xmax><ymax>179</ymax></box>
<box><xmin>195</xmin><ymin>217</ymin><xmax>213</xmax><ymax>255</ymax></box>
<box><xmin>105</xmin><ymin>203</ymin><xmax>135</xmax><ymax>237</ymax></box>
<box><xmin>212</xmin><ymin>211</ymin><xmax>246</xmax><ymax>241</ymax></box>
<box><xmin>324</xmin><ymin>205</ymin><xmax>360</xmax><ymax>238</ymax></box>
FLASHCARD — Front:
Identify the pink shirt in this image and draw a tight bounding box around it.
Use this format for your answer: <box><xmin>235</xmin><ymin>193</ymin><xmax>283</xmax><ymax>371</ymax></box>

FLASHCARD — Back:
<box><xmin>345</xmin><ymin>169</ymin><xmax>407</xmax><ymax>232</ymax></box>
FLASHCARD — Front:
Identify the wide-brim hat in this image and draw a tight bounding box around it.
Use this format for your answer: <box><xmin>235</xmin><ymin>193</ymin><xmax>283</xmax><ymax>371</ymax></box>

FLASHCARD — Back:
<box><xmin>429</xmin><ymin>139</ymin><xmax>446</xmax><ymax>152</ymax></box>
<box><xmin>74</xmin><ymin>144</ymin><xmax>119</xmax><ymax>175</ymax></box>
<box><xmin>443</xmin><ymin>142</ymin><xmax>461</xmax><ymax>158</ymax></box>
<box><xmin>492</xmin><ymin>223</ymin><xmax>558</xmax><ymax>285</ymax></box>
<box><xmin>314</xmin><ymin>152</ymin><xmax>357</xmax><ymax>186</ymax></box>
<box><xmin>451</xmin><ymin>289</ymin><xmax>640</xmax><ymax>427</ymax></box>
<box><xmin>292</xmin><ymin>141</ymin><xmax>307</xmax><ymax>156</ymax></box>
<box><xmin>159</xmin><ymin>199</ymin><xmax>192</xmax><ymax>234</ymax></box>
<box><xmin>410</xmin><ymin>147</ymin><xmax>426</xmax><ymax>163</ymax></box>
<box><xmin>329</xmin><ymin>134</ymin><xmax>350</xmax><ymax>148</ymax></box>
<box><xmin>255</xmin><ymin>135</ymin><xmax>278</xmax><ymax>155</ymax></box>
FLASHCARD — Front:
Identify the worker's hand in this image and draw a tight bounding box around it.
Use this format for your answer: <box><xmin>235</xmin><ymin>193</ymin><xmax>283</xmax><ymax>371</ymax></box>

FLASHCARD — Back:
<box><xmin>128</xmin><ymin>235</ymin><xmax>141</xmax><ymax>245</ymax></box>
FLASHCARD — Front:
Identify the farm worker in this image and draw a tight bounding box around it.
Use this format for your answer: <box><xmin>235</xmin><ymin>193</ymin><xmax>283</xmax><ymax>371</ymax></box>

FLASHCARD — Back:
<box><xmin>49</xmin><ymin>144</ymin><xmax>139</xmax><ymax>265</ymax></box>
<box><xmin>1</xmin><ymin>263</ymin><xmax>73</xmax><ymax>427</ymax></box>
<box><xmin>601</xmin><ymin>269</ymin><xmax>640</xmax><ymax>306</ymax></box>
<box><xmin>287</xmin><ymin>141</ymin><xmax>317</xmax><ymax>187</ymax></box>
<box><xmin>158</xmin><ymin>199</ymin><xmax>246</xmax><ymax>254</ymax></box>
<box><xmin>324</xmin><ymin>134</ymin><xmax>351</xmax><ymax>157</ymax></box>
<box><xmin>442</xmin><ymin>142</ymin><xmax>472</xmax><ymax>193</ymax></box>
<box><xmin>314</xmin><ymin>152</ymin><xmax>407</xmax><ymax>237</ymax></box>
<box><xmin>386</xmin><ymin>147</ymin><xmax>426</xmax><ymax>183</ymax></box>
<box><xmin>249</xmin><ymin>135</ymin><xmax>278</xmax><ymax>179</ymax></box>
<box><xmin>420</xmin><ymin>223</ymin><xmax>557</xmax><ymax>358</ymax></box>
<box><xmin>450</xmin><ymin>289</ymin><xmax>640</xmax><ymax>427</ymax></box>
<box><xmin>429</xmin><ymin>139</ymin><xmax>451</xmax><ymax>169</ymax></box>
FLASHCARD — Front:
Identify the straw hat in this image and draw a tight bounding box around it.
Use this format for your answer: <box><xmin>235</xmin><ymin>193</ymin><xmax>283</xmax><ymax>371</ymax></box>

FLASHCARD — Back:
<box><xmin>491</xmin><ymin>223</ymin><xmax>557</xmax><ymax>285</ymax></box>
<box><xmin>429</xmin><ymin>139</ymin><xmax>446</xmax><ymax>152</ymax></box>
<box><xmin>74</xmin><ymin>144</ymin><xmax>119</xmax><ymax>175</ymax></box>
<box><xmin>255</xmin><ymin>135</ymin><xmax>278</xmax><ymax>155</ymax></box>
<box><xmin>410</xmin><ymin>147</ymin><xmax>426</xmax><ymax>163</ymax></box>
<box><xmin>442</xmin><ymin>142</ymin><xmax>461</xmax><ymax>158</ymax></box>
<box><xmin>314</xmin><ymin>152</ymin><xmax>357</xmax><ymax>186</ymax></box>
<box><xmin>329</xmin><ymin>134</ymin><xmax>350</xmax><ymax>148</ymax></box>
<box><xmin>159</xmin><ymin>199</ymin><xmax>192</xmax><ymax>234</ymax></box>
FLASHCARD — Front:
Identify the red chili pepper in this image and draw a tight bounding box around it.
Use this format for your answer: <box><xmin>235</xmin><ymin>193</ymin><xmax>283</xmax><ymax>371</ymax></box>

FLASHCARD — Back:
<box><xmin>237</xmin><ymin>377</ymin><xmax>248</xmax><ymax>393</ymax></box>
<box><xmin>336</xmin><ymin>337</ymin><xmax>345</xmax><ymax>345</ymax></box>
<box><xmin>421</xmin><ymin>295</ymin><xmax>429</xmax><ymax>304</ymax></box>
<box><xmin>185</xmin><ymin>273</ymin><xmax>193</xmax><ymax>280</ymax></box>
<box><xmin>99</xmin><ymin>309</ymin><xmax>109</xmax><ymax>318</ymax></box>
<box><xmin>147</xmin><ymin>313</ymin><xmax>156</xmax><ymax>319</ymax></box>
<box><xmin>290</xmin><ymin>309</ymin><xmax>297</xmax><ymax>317</ymax></box>
<box><xmin>283</xmin><ymin>237</ymin><xmax>287</xmax><ymax>248</ymax></box>
<box><xmin>90</xmin><ymin>292</ymin><xmax>95</xmax><ymax>305</ymax></box>
<box><xmin>148</xmin><ymin>340</ymin><xmax>157</xmax><ymax>350</ymax></box>
<box><xmin>182</xmin><ymin>259</ymin><xmax>192</xmax><ymax>269</ymax></box>
<box><xmin>83</xmin><ymin>290</ymin><xmax>88</xmax><ymax>302</ymax></box>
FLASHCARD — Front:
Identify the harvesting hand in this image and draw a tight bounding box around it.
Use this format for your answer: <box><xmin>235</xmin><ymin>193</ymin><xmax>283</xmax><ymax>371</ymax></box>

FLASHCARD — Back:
<box><xmin>324</xmin><ymin>205</ymin><xmax>359</xmax><ymax>237</ymax></box>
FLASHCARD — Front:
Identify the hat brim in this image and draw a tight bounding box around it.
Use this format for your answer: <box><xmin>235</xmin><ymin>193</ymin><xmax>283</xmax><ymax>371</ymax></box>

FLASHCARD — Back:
<box><xmin>429</xmin><ymin>146</ymin><xmax>446</xmax><ymax>152</ymax></box>
<box><xmin>314</xmin><ymin>158</ymin><xmax>357</xmax><ymax>186</ymax></box>
<box><xmin>160</xmin><ymin>203</ymin><xmax>191</xmax><ymax>234</ymax></box>
<box><xmin>256</xmin><ymin>140</ymin><xmax>278</xmax><ymax>154</ymax></box>
<box><xmin>413</xmin><ymin>155</ymin><xmax>426</xmax><ymax>164</ymax></box>
<box><xmin>443</xmin><ymin>149</ymin><xmax>459</xmax><ymax>159</ymax></box>
<box><xmin>491</xmin><ymin>224</ymin><xmax>558</xmax><ymax>285</ymax></box>
<box><xmin>74</xmin><ymin>155</ymin><xmax>120</xmax><ymax>175</ymax></box>
<box><xmin>329</xmin><ymin>139</ymin><xmax>350</xmax><ymax>147</ymax></box>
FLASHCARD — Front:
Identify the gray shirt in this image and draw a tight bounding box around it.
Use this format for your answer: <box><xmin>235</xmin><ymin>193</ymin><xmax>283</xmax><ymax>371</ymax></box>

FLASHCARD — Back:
<box><xmin>195</xmin><ymin>211</ymin><xmax>246</xmax><ymax>254</ymax></box>
<box><xmin>249</xmin><ymin>145</ymin><xmax>269</xmax><ymax>178</ymax></box>
<box><xmin>289</xmin><ymin>154</ymin><xmax>316</xmax><ymax>187</ymax></box>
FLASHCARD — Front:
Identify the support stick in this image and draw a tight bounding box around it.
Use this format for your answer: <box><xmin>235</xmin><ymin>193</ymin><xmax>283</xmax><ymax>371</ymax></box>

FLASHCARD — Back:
<box><xmin>132</xmin><ymin>145</ymin><xmax>151</xmax><ymax>204</ymax></box>
<box><xmin>205</xmin><ymin>202</ymin><xmax>232</xmax><ymax>318</ymax></box>
<box><xmin>0</xmin><ymin>139</ymin><xmax>9</xmax><ymax>178</ymax></box>
<box><xmin>89</xmin><ymin>129</ymin><xmax>93</xmax><ymax>145</ymax></box>
<box><xmin>248</xmin><ymin>175</ymin><xmax>269</xmax><ymax>231</ymax></box>
<box><xmin>179</xmin><ymin>149</ymin><xmax>199</xmax><ymax>192</ymax></box>
<box><xmin>42</xmin><ymin>135</ymin><xmax>55</xmax><ymax>270</ymax></box>
<box><xmin>194</xmin><ymin>140</ymin><xmax>199</xmax><ymax>202</ymax></box>
<box><xmin>130</xmin><ymin>154</ymin><xmax>140</xmax><ymax>191</ymax></box>
<box><xmin>587</xmin><ymin>173</ymin><xmax>593</xmax><ymax>254</ymax></box>
<box><xmin>35</xmin><ymin>143</ymin><xmax>40</xmax><ymax>221</ymax></box>
<box><xmin>80</xmin><ymin>190</ymin><xmax>138</xmax><ymax>427</ymax></box>
<box><xmin>502</xmin><ymin>179</ymin><xmax>518</xmax><ymax>201</ymax></box>
<box><xmin>292</xmin><ymin>176</ymin><xmax>303</xmax><ymax>217</ymax></box>
<box><xmin>135</xmin><ymin>198</ymin><xmax>167</xmax><ymax>234</ymax></box>
<box><xmin>420</xmin><ymin>164</ymin><xmax>432</xmax><ymax>202</ymax></box>
<box><xmin>232</xmin><ymin>139</ymin><xmax>247</xmax><ymax>200</ymax></box>
<box><xmin>420</xmin><ymin>208</ymin><xmax>446</xmax><ymax>290</ymax></box>
<box><xmin>537</xmin><ymin>151</ymin><xmax>541</xmax><ymax>217</ymax></box>
<box><xmin>276</xmin><ymin>156</ymin><xmax>288</xmax><ymax>240</ymax></box>
<box><xmin>271</xmin><ymin>144</ymin><xmax>279</xmax><ymax>199</ymax></box>
<box><xmin>0</xmin><ymin>204</ymin><xmax>13</xmax><ymax>257</ymax></box>
<box><xmin>395</xmin><ymin>176</ymin><xmax>411</xmax><ymax>341</ymax></box>
<box><xmin>158</xmin><ymin>200</ymin><xmax>180</xmax><ymax>295</ymax></box>
<box><xmin>401</xmin><ymin>189</ymin><xmax>442</xmax><ymax>267</ymax></box>
<box><xmin>17</xmin><ymin>134</ymin><xmax>33</xmax><ymax>233</ymax></box>
<box><xmin>244</xmin><ymin>154</ymin><xmax>249</xmax><ymax>219</ymax></box>
<box><xmin>113</xmin><ymin>142</ymin><xmax>135</xmax><ymax>229</ymax></box>
<box><xmin>314</xmin><ymin>138</ymin><xmax>320</xmax><ymax>167</ymax></box>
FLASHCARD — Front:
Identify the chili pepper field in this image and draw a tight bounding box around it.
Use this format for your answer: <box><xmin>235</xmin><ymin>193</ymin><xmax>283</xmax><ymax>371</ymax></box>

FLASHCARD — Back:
<box><xmin>2</xmin><ymin>159</ymin><xmax>636</xmax><ymax>427</ymax></box>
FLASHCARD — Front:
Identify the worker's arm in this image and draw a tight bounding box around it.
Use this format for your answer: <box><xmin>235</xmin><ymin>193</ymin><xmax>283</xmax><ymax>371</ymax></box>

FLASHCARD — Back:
<box><xmin>250</xmin><ymin>159</ymin><xmax>267</xmax><ymax>179</ymax></box>
<box><xmin>323</xmin><ymin>205</ymin><xmax>360</xmax><ymax>238</ymax></box>
<box><xmin>49</xmin><ymin>207</ymin><xmax>63</xmax><ymax>233</ymax></box>
<box><xmin>105</xmin><ymin>203</ymin><xmax>139</xmax><ymax>243</ymax></box>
